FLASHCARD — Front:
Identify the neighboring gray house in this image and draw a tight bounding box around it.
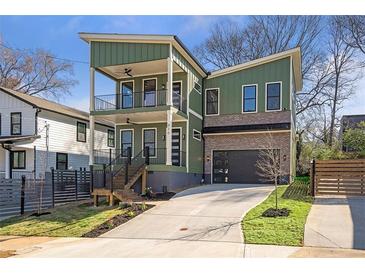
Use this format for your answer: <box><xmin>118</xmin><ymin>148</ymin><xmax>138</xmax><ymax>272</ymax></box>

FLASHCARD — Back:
<box><xmin>340</xmin><ymin>114</ymin><xmax>365</xmax><ymax>152</ymax></box>
<box><xmin>0</xmin><ymin>87</ymin><xmax>113</xmax><ymax>179</ymax></box>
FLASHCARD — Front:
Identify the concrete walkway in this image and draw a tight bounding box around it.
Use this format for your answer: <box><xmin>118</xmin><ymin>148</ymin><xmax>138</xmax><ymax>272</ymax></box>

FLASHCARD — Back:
<box><xmin>304</xmin><ymin>196</ymin><xmax>365</xmax><ymax>250</ymax></box>
<box><xmin>15</xmin><ymin>184</ymin><xmax>274</xmax><ymax>258</ymax></box>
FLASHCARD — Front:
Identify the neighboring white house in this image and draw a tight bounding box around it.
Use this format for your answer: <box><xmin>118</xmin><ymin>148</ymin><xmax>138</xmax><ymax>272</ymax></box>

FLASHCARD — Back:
<box><xmin>0</xmin><ymin>87</ymin><xmax>114</xmax><ymax>179</ymax></box>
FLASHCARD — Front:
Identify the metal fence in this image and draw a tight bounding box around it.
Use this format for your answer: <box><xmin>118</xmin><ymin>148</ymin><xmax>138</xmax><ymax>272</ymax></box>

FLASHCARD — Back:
<box><xmin>0</xmin><ymin>170</ymin><xmax>91</xmax><ymax>220</ymax></box>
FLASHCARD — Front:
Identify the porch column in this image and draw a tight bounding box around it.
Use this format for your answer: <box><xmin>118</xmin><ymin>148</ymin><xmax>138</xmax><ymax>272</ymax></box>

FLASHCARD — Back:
<box><xmin>5</xmin><ymin>149</ymin><xmax>10</xmax><ymax>179</ymax></box>
<box><xmin>89</xmin><ymin>67</ymin><xmax>95</xmax><ymax>166</ymax></box>
<box><xmin>165</xmin><ymin>44</ymin><xmax>173</xmax><ymax>165</ymax></box>
<box><xmin>115</xmin><ymin>81</ymin><xmax>120</xmax><ymax>109</ymax></box>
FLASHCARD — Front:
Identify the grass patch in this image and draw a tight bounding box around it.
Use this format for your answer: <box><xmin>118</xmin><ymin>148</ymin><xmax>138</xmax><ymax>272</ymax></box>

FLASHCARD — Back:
<box><xmin>242</xmin><ymin>177</ymin><xmax>313</xmax><ymax>246</ymax></box>
<box><xmin>0</xmin><ymin>202</ymin><xmax>129</xmax><ymax>237</ymax></box>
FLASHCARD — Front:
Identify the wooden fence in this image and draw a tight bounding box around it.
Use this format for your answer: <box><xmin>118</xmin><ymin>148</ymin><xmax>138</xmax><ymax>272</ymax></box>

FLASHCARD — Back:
<box><xmin>311</xmin><ymin>159</ymin><xmax>365</xmax><ymax>196</ymax></box>
<box><xmin>0</xmin><ymin>170</ymin><xmax>91</xmax><ymax>220</ymax></box>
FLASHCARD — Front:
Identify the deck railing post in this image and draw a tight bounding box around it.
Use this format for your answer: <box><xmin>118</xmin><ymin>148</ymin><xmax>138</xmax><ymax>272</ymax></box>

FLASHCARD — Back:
<box><xmin>20</xmin><ymin>175</ymin><xmax>26</xmax><ymax>215</ymax></box>
<box><xmin>127</xmin><ymin>147</ymin><xmax>132</xmax><ymax>165</ymax></box>
<box><xmin>89</xmin><ymin>165</ymin><xmax>94</xmax><ymax>195</ymax></box>
<box><xmin>109</xmin><ymin>148</ymin><xmax>112</xmax><ymax>166</ymax></box>
<box><xmin>74</xmin><ymin>170</ymin><xmax>78</xmax><ymax>200</ymax></box>
<box><xmin>103</xmin><ymin>164</ymin><xmax>106</xmax><ymax>188</ymax></box>
<box><xmin>311</xmin><ymin>159</ymin><xmax>316</xmax><ymax>196</ymax></box>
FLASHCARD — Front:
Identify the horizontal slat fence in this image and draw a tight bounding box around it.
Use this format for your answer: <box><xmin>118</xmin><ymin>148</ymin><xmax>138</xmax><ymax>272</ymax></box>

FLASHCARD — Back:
<box><xmin>313</xmin><ymin>159</ymin><xmax>365</xmax><ymax>196</ymax></box>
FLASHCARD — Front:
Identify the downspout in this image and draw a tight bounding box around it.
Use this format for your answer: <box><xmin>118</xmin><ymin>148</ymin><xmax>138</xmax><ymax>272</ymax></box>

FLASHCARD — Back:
<box><xmin>201</xmin><ymin>73</ymin><xmax>209</xmax><ymax>183</ymax></box>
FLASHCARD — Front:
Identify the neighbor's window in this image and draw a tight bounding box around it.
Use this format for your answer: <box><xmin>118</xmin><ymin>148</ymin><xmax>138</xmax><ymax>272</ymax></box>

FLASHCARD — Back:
<box><xmin>206</xmin><ymin>88</ymin><xmax>219</xmax><ymax>115</ymax></box>
<box><xmin>56</xmin><ymin>153</ymin><xmax>68</xmax><ymax>170</ymax></box>
<box><xmin>266</xmin><ymin>82</ymin><xmax>281</xmax><ymax>111</ymax></box>
<box><xmin>242</xmin><ymin>85</ymin><xmax>257</xmax><ymax>112</ymax></box>
<box><xmin>12</xmin><ymin>151</ymin><xmax>26</xmax><ymax>169</ymax></box>
<box><xmin>77</xmin><ymin>122</ymin><xmax>87</xmax><ymax>142</ymax></box>
<box><xmin>108</xmin><ymin>129</ymin><xmax>115</xmax><ymax>147</ymax></box>
<box><xmin>143</xmin><ymin>128</ymin><xmax>156</xmax><ymax>157</ymax></box>
<box><xmin>193</xmin><ymin>129</ymin><xmax>201</xmax><ymax>141</ymax></box>
<box><xmin>11</xmin><ymin>112</ymin><xmax>22</xmax><ymax>135</ymax></box>
<box><xmin>121</xmin><ymin>130</ymin><xmax>133</xmax><ymax>157</ymax></box>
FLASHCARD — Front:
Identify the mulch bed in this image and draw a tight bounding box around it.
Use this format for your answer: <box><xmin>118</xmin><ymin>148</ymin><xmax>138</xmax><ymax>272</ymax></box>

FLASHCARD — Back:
<box><xmin>262</xmin><ymin>208</ymin><xmax>290</xmax><ymax>217</ymax></box>
<box><xmin>82</xmin><ymin>204</ymin><xmax>154</xmax><ymax>238</ymax></box>
<box><xmin>142</xmin><ymin>192</ymin><xmax>176</xmax><ymax>201</ymax></box>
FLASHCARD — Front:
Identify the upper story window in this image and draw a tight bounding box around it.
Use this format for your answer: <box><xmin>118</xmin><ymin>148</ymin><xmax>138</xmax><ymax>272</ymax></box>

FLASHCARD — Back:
<box><xmin>108</xmin><ymin>129</ymin><xmax>115</xmax><ymax>147</ymax></box>
<box><xmin>143</xmin><ymin>78</ymin><xmax>157</xmax><ymax>107</ymax></box>
<box><xmin>242</xmin><ymin>85</ymin><xmax>257</xmax><ymax>113</ymax></box>
<box><xmin>77</xmin><ymin>122</ymin><xmax>87</xmax><ymax>142</ymax></box>
<box><xmin>12</xmin><ymin>151</ymin><xmax>26</xmax><ymax>169</ymax></box>
<box><xmin>266</xmin><ymin>82</ymin><xmax>282</xmax><ymax>111</ymax></box>
<box><xmin>11</xmin><ymin>112</ymin><xmax>22</xmax><ymax>135</ymax></box>
<box><xmin>121</xmin><ymin>81</ymin><xmax>134</xmax><ymax>109</ymax></box>
<box><xmin>205</xmin><ymin>88</ymin><xmax>219</xmax><ymax>116</ymax></box>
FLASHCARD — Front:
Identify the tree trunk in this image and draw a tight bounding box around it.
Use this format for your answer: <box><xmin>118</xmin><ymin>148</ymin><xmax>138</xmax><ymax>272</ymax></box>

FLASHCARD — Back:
<box><xmin>328</xmin><ymin>75</ymin><xmax>339</xmax><ymax>147</ymax></box>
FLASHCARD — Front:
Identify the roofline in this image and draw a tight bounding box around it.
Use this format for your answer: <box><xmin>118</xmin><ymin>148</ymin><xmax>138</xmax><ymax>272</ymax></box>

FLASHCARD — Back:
<box><xmin>0</xmin><ymin>87</ymin><xmax>113</xmax><ymax>128</ymax></box>
<box><xmin>78</xmin><ymin>32</ymin><xmax>208</xmax><ymax>77</ymax></box>
<box><xmin>208</xmin><ymin>47</ymin><xmax>303</xmax><ymax>92</ymax></box>
<box><xmin>341</xmin><ymin>114</ymin><xmax>365</xmax><ymax>118</ymax></box>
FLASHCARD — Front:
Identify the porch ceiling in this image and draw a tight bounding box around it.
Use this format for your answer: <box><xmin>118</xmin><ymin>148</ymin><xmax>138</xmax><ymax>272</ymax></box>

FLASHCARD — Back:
<box><xmin>98</xmin><ymin>59</ymin><xmax>184</xmax><ymax>80</ymax></box>
<box><xmin>94</xmin><ymin>109</ymin><xmax>187</xmax><ymax>124</ymax></box>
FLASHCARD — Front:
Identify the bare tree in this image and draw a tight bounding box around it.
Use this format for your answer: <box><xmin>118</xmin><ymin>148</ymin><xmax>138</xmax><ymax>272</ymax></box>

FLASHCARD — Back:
<box><xmin>335</xmin><ymin>16</ymin><xmax>365</xmax><ymax>55</ymax></box>
<box><xmin>0</xmin><ymin>43</ymin><xmax>77</xmax><ymax>99</ymax></box>
<box><xmin>326</xmin><ymin>18</ymin><xmax>363</xmax><ymax>147</ymax></box>
<box><xmin>256</xmin><ymin>133</ymin><xmax>282</xmax><ymax>210</ymax></box>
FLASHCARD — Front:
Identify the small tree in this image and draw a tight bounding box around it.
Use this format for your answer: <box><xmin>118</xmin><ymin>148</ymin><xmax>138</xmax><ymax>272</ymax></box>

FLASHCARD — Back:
<box><xmin>343</xmin><ymin>121</ymin><xmax>365</xmax><ymax>154</ymax></box>
<box><xmin>255</xmin><ymin>133</ymin><xmax>282</xmax><ymax>210</ymax></box>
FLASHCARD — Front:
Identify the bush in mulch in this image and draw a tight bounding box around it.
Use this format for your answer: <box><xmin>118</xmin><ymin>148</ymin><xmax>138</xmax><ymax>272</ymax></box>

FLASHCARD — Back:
<box><xmin>82</xmin><ymin>203</ymin><xmax>154</xmax><ymax>238</ymax></box>
<box><xmin>262</xmin><ymin>208</ymin><xmax>290</xmax><ymax>217</ymax></box>
<box><xmin>142</xmin><ymin>192</ymin><xmax>176</xmax><ymax>201</ymax></box>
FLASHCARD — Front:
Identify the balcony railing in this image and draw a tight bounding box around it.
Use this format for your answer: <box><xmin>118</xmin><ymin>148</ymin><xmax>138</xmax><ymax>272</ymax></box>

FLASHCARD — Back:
<box><xmin>94</xmin><ymin>89</ymin><xmax>187</xmax><ymax>113</ymax></box>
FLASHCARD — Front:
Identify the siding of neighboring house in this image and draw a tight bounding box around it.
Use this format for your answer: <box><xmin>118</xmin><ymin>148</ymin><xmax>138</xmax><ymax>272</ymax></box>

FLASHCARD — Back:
<box><xmin>91</xmin><ymin>41</ymin><xmax>169</xmax><ymax>68</ymax></box>
<box><xmin>0</xmin><ymin>90</ymin><xmax>36</xmax><ymax>136</ymax></box>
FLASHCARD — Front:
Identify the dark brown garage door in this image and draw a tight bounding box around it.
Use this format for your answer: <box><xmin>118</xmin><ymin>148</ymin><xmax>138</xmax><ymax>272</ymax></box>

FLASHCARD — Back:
<box><xmin>212</xmin><ymin>150</ymin><xmax>266</xmax><ymax>184</ymax></box>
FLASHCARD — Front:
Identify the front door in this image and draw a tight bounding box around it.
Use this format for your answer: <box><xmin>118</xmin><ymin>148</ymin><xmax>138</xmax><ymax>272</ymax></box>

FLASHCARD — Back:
<box><xmin>171</xmin><ymin>128</ymin><xmax>181</xmax><ymax>166</ymax></box>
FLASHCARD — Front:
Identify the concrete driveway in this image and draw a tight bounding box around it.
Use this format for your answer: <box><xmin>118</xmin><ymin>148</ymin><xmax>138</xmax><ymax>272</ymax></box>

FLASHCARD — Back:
<box><xmin>304</xmin><ymin>196</ymin><xmax>365</xmax><ymax>250</ymax></box>
<box><xmin>16</xmin><ymin>184</ymin><xmax>273</xmax><ymax>258</ymax></box>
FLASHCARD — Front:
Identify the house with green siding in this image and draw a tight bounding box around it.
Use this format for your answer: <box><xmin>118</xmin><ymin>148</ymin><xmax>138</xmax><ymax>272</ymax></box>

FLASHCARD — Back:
<box><xmin>79</xmin><ymin>33</ymin><xmax>302</xmax><ymax>199</ymax></box>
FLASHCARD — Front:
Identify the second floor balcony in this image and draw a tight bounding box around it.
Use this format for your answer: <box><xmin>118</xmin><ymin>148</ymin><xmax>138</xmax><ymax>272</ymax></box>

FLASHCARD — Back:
<box><xmin>94</xmin><ymin>89</ymin><xmax>187</xmax><ymax>114</ymax></box>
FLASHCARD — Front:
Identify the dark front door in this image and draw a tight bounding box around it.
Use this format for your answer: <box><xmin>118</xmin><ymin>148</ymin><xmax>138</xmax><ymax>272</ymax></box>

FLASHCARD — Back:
<box><xmin>171</xmin><ymin>128</ymin><xmax>181</xmax><ymax>166</ymax></box>
<box><xmin>212</xmin><ymin>150</ymin><xmax>265</xmax><ymax>184</ymax></box>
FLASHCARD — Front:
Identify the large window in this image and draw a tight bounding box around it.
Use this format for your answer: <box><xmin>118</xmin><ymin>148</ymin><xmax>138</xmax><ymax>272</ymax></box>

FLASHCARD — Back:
<box><xmin>242</xmin><ymin>85</ymin><xmax>257</xmax><ymax>113</ymax></box>
<box><xmin>56</xmin><ymin>153</ymin><xmax>68</xmax><ymax>170</ymax></box>
<box><xmin>108</xmin><ymin>129</ymin><xmax>115</xmax><ymax>147</ymax></box>
<box><xmin>121</xmin><ymin>130</ymin><xmax>133</xmax><ymax>157</ymax></box>
<box><xmin>12</xmin><ymin>151</ymin><xmax>26</xmax><ymax>169</ymax></box>
<box><xmin>11</xmin><ymin>112</ymin><xmax>22</xmax><ymax>135</ymax></box>
<box><xmin>266</xmin><ymin>82</ymin><xmax>281</xmax><ymax>111</ymax></box>
<box><xmin>143</xmin><ymin>128</ymin><xmax>156</xmax><ymax>157</ymax></box>
<box><xmin>143</xmin><ymin>79</ymin><xmax>157</xmax><ymax>107</ymax></box>
<box><xmin>121</xmin><ymin>81</ymin><xmax>134</xmax><ymax>109</ymax></box>
<box><xmin>77</xmin><ymin>122</ymin><xmax>87</xmax><ymax>142</ymax></box>
<box><xmin>205</xmin><ymin>88</ymin><xmax>219</xmax><ymax>115</ymax></box>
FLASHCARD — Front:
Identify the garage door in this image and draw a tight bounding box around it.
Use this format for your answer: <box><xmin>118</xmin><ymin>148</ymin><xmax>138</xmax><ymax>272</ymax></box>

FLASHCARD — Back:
<box><xmin>212</xmin><ymin>150</ymin><xmax>266</xmax><ymax>184</ymax></box>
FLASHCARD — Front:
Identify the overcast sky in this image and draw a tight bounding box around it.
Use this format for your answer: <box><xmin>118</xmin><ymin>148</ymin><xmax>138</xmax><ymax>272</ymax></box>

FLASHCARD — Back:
<box><xmin>0</xmin><ymin>15</ymin><xmax>363</xmax><ymax>116</ymax></box>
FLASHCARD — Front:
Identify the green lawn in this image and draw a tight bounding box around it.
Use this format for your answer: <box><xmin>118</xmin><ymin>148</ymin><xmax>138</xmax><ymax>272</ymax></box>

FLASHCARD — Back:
<box><xmin>242</xmin><ymin>177</ymin><xmax>313</xmax><ymax>246</ymax></box>
<box><xmin>0</xmin><ymin>202</ymin><xmax>128</xmax><ymax>237</ymax></box>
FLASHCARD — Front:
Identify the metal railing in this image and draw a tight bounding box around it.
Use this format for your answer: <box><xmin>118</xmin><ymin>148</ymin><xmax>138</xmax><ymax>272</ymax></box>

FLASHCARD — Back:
<box><xmin>94</xmin><ymin>90</ymin><xmax>187</xmax><ymax>113</ymax></box>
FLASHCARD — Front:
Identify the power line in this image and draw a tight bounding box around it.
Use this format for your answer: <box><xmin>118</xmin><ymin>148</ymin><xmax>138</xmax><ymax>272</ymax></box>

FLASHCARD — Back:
<box><xmin>0</xmin><ymin>42</ymin><xmax>89</xmax><ymax>65</ymax></box>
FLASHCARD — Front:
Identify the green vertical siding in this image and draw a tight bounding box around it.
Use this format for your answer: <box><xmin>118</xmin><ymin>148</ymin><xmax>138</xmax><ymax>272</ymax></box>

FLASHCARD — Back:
<box><xmin>188</xmin><ymin>114</ymin><xmax>203</xmax><ymax>173</ymax></box>
<box><xmin>204</xmin><ymin>57</ymin><xmax>291</xmax><ymax>114</ymax></box>
<box><xmin>91</xmin><ymin>41</ymin><xmax>169</xmax><ymax>68</ymax></box>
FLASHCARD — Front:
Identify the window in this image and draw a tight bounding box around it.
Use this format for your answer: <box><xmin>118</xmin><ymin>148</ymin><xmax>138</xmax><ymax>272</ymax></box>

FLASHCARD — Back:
<box><xmin>11</xmin><ymin>112</ymin><xmax>22</xmax><ymax>135</ymax></box>
<box><xmin>121</xmin><ymin>81</ymin><xmax>134</xmax><ymax>109</ymax></box>
<box><xmin>77</xmin><ymin>122</ymin><xmax>87</xmax><ymax>142</ymax></box>
<box><xmin>242</xmin><ymin>85</ymin><xmax>257</xmax><ymax>113</ymax></box>
<box><xmin>121</xmin><ymin>130</ymin><xmax>133</xmax><ymax>157</ymax></box>
<box><xmin>56</xmin><ymin>153</ymin><xmax>68</xmax><ymax>170</ymax></box>
<box><xmin>193</xmin><ymin>129</ymin><xmax>201</xmax><ymax>141</ymax></box>
<box><xmin>143</xmin><ymin>79</ymin><xmax>157</xmax><ymax>107</ymax></box>
<box><xmin>194</xmin><ymin>81</ymin><xmax>202</xmax><ymax>94</ymax></box>
<box><xmin>12</xmin><ymin>151</ymin><xmax>26</xmax><ymax>169</ymax></box>
<box><xmin>108</xmin><ymin>129</ymin><xmax>115</xmax><ymax>147</ymax></box>
<box><xmin>143</xmin><ymin>128</ymin><xmax>156</xmax><ymax>157</ymax></box>
<box><xmin>205</xmin><ymin>88</ymin><xmax>219</xmax><ymax>115</ymax></box>
<box><xmin>266</xmin><ymin>82</ymin><xmax>281</xmax><ymax>111</ymax></box>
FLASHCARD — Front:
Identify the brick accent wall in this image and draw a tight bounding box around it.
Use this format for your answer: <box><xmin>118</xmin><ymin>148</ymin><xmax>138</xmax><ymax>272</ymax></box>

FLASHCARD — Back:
<box><xmin>204</xmin><ymin>111</ymin><xmax>291</xmax><ymax>127</ymax></box>
<box><xmin>204</xmin><ymin>131</ymin><xmax>291</xmax><ymax>182</ymax></box>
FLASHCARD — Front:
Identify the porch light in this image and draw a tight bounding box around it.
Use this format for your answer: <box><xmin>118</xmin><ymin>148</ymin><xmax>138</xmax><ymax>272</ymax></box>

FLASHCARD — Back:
<box><xmin>182</xmin><ymin>134</ymin><xmax>185</xmax><ymax>140</ymax></box>
<box><xmin>283</xmin><ymin>154</ymin><xmax>287</xmax><ymax>161</ymax></box>
<box><xmin>206</xmin><ymin>155</ymin><xmax>210</xmax><ymax>162</ymax></box>
<box><xmin>161</xmin><ymin>84</ymin><xmax>166</xmax><ymax>89</ymax></box>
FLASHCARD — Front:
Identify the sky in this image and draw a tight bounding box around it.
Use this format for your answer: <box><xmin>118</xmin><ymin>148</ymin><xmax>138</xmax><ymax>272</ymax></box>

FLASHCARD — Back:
<box><xmin>0</xmin><ymin>15</ymin><xmax>364</xmax><ymax>116</ymax></box>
